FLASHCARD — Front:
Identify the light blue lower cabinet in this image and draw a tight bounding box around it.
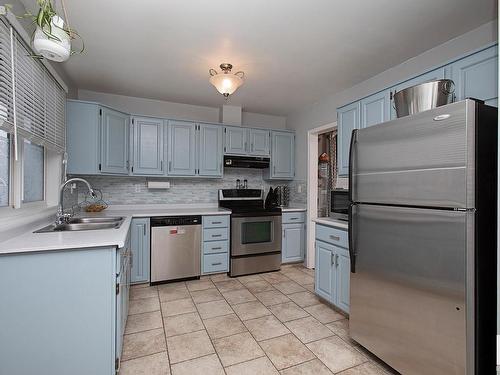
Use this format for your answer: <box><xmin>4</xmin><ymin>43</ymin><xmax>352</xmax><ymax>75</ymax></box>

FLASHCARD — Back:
<box><xmin>203</xmin><ymin>227</ymin><xmax>229</xmax><ymax>242</ymax></box>
<box><xmin>116</xmin><ymin>236</ymin><xmax>131</xmax><ymax>369</ymax></box>
<box><xmin>130</xmin><ymin>218</ymin><xmax>150</xmax><ymax>283</ymax></box>
<box><xmin>282</xmin><ymin>222</ymin><xmax>305</xmax><ymax>263</ymax></box>
<box><xmin>335</xmin><ymin>248</ymin><xmax>351</xmax><ymax>313</ymax></box>
<box><xmin>203</xmin><ymin>240</ymin><xmax>229</xmax><ymax>255</ymax></box>
<box><xmin>315</xmin><ymin>240</ymin><xmax>334</xmax><ymax>301</ymax></box>
<box><xmin>202</xmin><ymin>216</ymin><xmax>229</xmax><ymax>274</ymax></box>
<box><xmin>203</xmin><ymin>253</ymin><xmax>229</xmax><ymax>273</ymax></box>
<box><xmin>0</xmin><ymin>244</ymin><xmax>130</xmax><ymax>375</ymax></box>
<box><xmin>314</xmin><ymin>224</ymin><xmax>350</xmax><ymax>314</ymax></box>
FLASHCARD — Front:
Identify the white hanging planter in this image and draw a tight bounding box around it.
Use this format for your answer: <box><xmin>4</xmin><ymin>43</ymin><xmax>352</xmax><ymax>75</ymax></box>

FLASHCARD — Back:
<box><xmin>32</xmin><ymin>15</ymin><xmax>70</xmax><ymax>62</ymax></box>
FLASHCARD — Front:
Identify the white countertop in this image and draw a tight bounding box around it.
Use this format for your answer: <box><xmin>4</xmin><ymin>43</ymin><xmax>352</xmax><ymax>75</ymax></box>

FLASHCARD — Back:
<box><xmin>281</xmin><ymin>205</ymin><xmax>307</xmax><ymax>212</ymax></box>
<box><xmin>0</xmin><ymin>204</ymin><xmax>231</xmax><ymax>256</ymax></box>
<box><xmin>105</xmin><ymin>205</ymin><xmax>232</xmax><ymax>218</ymax></box>
<box><xmin>313</xmin><ymin>217</ymin><xmax>349</xmax><ymax>230</ymax></box>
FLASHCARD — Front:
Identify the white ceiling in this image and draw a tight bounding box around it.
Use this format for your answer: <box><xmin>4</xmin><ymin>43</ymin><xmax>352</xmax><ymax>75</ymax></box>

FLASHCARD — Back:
<box><xmin>21</xmin><ymin>0</ymin><xmax>497</xmax><ymax>115</ymax></box>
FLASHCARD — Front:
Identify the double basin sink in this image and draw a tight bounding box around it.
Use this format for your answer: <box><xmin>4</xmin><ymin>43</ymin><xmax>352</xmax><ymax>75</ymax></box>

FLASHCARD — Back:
<box><xmin>35</xmin><ymin>216</ymin><xmax>125</xmax><ymax>233</ymax></box>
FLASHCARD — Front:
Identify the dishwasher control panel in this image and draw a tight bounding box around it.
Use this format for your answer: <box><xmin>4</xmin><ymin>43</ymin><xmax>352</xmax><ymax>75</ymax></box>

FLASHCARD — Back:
<box><xmin>151</xmin><ymin>216</ymin><xmax>202</xmax><ymax>227</ymax></box>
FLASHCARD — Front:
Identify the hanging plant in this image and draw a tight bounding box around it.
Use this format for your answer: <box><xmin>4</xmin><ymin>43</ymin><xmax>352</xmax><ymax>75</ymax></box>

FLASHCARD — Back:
<box><xmin>6</xmin><ymin>0</ymin><xmax>84</xmax><ymax>62</ymax></box>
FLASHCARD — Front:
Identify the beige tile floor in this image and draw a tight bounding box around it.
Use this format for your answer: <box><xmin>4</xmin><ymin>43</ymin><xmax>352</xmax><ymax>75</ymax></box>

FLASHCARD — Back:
<box><xmin>120</xmin><ymin>264</ymin><xmax>399</xmax><ymax>375</ymax></box>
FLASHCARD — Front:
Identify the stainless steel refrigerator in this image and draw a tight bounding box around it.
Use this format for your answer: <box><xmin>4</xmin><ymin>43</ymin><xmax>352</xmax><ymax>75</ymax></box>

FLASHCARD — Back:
<box><xmin>348</xmin><ymin>99</ymin><xmax>497</xmax><ymax>375</ymax></box>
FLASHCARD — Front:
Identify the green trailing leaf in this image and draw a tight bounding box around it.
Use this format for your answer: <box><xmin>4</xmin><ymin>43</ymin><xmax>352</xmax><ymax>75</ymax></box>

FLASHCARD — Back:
<box><xmin>5</xmin><ymin>0</ymin><xmax>85</xmax><ymax>60</ymax></box>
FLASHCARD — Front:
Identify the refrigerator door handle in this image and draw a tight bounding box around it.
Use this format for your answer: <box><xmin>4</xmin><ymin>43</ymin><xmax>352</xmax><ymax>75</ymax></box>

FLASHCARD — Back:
<box><xmin>348</xmin><ymin>203</ymin><xmax>356</xmax><ymax>273</ymax></box>
<box><xmin>348</xmin><ymin>129</ymin><xmax>358</xmax><ymax>204</ymax></box>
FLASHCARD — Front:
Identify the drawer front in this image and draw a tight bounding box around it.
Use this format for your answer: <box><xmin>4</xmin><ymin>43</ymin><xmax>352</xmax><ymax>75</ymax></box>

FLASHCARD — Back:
<box><xmin>316</xmin><ymin>224</ymin><xmax>348</xmax><ymax>248</ymax></box>
<box><xmin>203</xmin><ymin>240</ymin><xmax>229</xmax><ymax>255</ymax></box>
<box><xmin>283</xmin><ymin>212</ymin><xmax>306</xmax><ymax>224</ymax></box>
<box><xmin>203</xmin><ymin>253</ymin><xmax>228</xmax><ymax>273</ymax></box>
<box><xmin>203</xmin><ymin>227</ymin><xmax>229</xmax><ymax>242</ymax></box>
<box><xmin>203</xmin><ymin>215</ymin><xmax>230</xmax><ymax>229</ymax></box>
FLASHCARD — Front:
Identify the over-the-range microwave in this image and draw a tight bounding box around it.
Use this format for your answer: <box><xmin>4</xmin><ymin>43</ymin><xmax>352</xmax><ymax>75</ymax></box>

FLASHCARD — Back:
<box><xmin>330</xmin><ymin>189</ymin><xmax>349</xmax><ymax>221</ymax></box>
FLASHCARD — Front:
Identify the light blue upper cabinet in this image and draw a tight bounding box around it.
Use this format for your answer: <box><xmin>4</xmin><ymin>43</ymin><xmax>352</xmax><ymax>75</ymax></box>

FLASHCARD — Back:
<box><xmin>268</xmin><ymin>131</ymin><xmax>295</xmax><ymax>180</ymax></box>
<box><xmin>100</xmin><ymin>107</ymin><xmax>130</xmax><ymax>175</ymax></box>
<box><xmin>224</xmin><ymin>126</ymin><xmax>248</xmax><ymax>155</ymax></box>
<box><xmin>130</xmin><ymin>218</ymin><xmax>150</xmax><ymax>283</ymax></box>
<box><xmin>248</xmin><ymin>129</ymin><xmax>270</xmax><ymax>156</ymax></box>
<box><xmin>132</xmin><ymin>117</ymin><xmax>164</xmax><ymax>175</ymax></box>
<box><xmin>167</xmin><ymin>120</ymin><xmax>197</xmax><ymax>176</ymax></box>
<box><xmin>198</xmin><ymin>123</ymin><xmax>223</xmax><ymax>177</ymax></box>
<box><xmin>390</xmin><ymin>67</ymin><xmax>446</xmax><ymax>119</ymax></box>
<box><xmin>337</xmin><ymin>101</ymin><xmax>360</xmax><ymax>176</ymax></box>
<box><xmin>66</xmin><ymin>101</ymin><xmax>100</xmax><ymax>175</ymax></box>
<box><xmin>449</xmin><ymin>45</ymin><xmax>498</xmax><ymax>107</ymax></box>
<box><xmin>360</xmin><ymin>89</ymin><xmax>390</xmax><ymax>128</ymax></box>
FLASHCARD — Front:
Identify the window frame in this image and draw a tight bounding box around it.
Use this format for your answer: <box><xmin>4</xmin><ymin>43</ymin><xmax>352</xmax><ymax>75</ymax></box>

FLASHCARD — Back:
<box><xmin>0</xmin><ymin>130</ymin><xmax>12</xmax><ymax>210</ymax></box>
<box><xmin>0</xmin><ymin>135</ymin><xmax>48</xmax><ymax>213</ymax></box>
<box><xmin>20</xmin><ymin>137</ymin><xmax>46</xmax><ymax>208</ymax></box>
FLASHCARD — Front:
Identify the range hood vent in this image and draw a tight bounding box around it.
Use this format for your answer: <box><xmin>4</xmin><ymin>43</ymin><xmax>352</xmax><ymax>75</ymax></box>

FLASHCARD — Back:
<box><xmin>224</xmin><ymin>155</ymin><xmax>270</xmax><ymax>169</ymax></box>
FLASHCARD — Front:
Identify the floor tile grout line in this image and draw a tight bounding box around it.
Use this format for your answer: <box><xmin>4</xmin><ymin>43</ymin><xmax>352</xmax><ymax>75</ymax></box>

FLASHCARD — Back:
<box><xmin>244</xmin><ymin>270</ymin><xmax>365</xmax><ymax>374</ymax></box>
<box><xmin>221</xmin><ymin>297</ymin><xmax>281</xmax><ymax>373</ymax></box>
<box><xmin>124</xmin><ymin>267</ymin><xmax>370</xmax><ymax>374</ymax></box>
<box><xmin>123</xmin><ymin>325</ymin><xmax>164</xmax><ymax>337</ymax></box>
<box><xmin>332</xmin><ymin>360</ymin><xmax>371</xmax><ymax>375</ymax></box>
<box><xmin>120</xmin><ymin>349</ymin><xmax>169</xmax><ymax>364</ymax></box>
<box><xmin>127</xmin><ymin>308</ymin><xmax>161</xmax><ymax>316</ymax></box>
<box><xmin>239</xmin><ymin>273</ymin><xmax>322</xmax><ymax>373</ymax></box>
<box><xmin>157</xmin><ymin>283</ymin><xmax>175</xmax><ymax>375</ymax></box>
<box><xmin>190</xmin><ymin>281</ymin><xmax>231</xmax><ymax>375</ymax></box>
<box><xmin>164</xmin><ymin>327</ymin><xmax>206</xmax><ymax>340</ymax></box>
<box><xmin>212</xmin><ymin>276</ymin><xmax>285</xmax><ymax>372</ymax></box>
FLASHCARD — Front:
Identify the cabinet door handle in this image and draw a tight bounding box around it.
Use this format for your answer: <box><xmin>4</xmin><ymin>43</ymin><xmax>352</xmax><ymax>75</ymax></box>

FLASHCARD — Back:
<box><xmin>211</xmin><ymin>247</ymin><xmax>222</xmax><ymax>251</ymax></box>
<box><xmin>273</xmin><ymin>166</ymin><xmax>276</xmax><ymax>175</ymax></box>
<box><xmin>290</xmin><ymin>217</ymin><xmax>298</xmax><ymax>220</ymax></box>
<box><xmin>211</xmin><ymin>262</ymin><xmax>222</xmax><ymax>266</ymax></box>
<box><xmin>335</xmin><ymin>254</ymin><xmax>339</xmax><ymax>267</ymax></box>
<box><xmin>212</xmin><ymin>221</ymin><xmax>222</xmax><ymax>224</ymax></box>
<box><xmin>169</xmin><ymin>161</ymin><xmax>172</xmax><ymax>171</ymax></box>
<box><xmin>329</xmin><ymin>235</ymin><xmax>340</xmax><ymax>241</ymax></box>
<box><xmin>331</xmin><ymin>252</ymin><xmax>334</xmax><ymax>266</ymax></box>
<box><xmin>143</xmin><ymin>224</ymin><xmax>146</xmax><ymax>236</ymax></box>
<box><xmin>212</xmin><ymin>234</ymin><xmax>222</xmax><ymax>238</ymax></box>
<box><xmin>160</xmin><ymin>160</ymin><xmax>163</xmax><ymax>171</ymax></box>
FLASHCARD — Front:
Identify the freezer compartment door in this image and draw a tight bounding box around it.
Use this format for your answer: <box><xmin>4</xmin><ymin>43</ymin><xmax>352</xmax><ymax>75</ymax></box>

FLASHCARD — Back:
<box><xmin>349</xmin><ymin>204</ymin><xmax>471</xmax><ymax>375</ymax></box>
<box><xmin>351</xmin><ymin>100</ymin><xmax>475</xmax><ymax>208</ymax></box>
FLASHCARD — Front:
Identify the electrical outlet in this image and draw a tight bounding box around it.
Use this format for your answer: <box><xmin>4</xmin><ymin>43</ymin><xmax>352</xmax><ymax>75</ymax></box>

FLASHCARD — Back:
<box><xmin>135</xmin><ymin>184</ymin><xmax>141</xmax><ymax>193</ymax></box>
<box><xmin>70</xmin><ymin>183</ymin><xmax>77</xmax><ymax>194</ymax></box>
<box><xmin>297</xmin><ymin>184</ymin><xmax>302</xmax><ymax>193</ymax></box>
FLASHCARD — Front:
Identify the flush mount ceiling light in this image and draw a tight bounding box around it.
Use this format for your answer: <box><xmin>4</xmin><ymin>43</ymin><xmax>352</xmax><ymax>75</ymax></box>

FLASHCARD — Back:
<box><xmin>209</xmin><ymin>63</ymin><xmax>245</xmax><ymax>98</ymax></box>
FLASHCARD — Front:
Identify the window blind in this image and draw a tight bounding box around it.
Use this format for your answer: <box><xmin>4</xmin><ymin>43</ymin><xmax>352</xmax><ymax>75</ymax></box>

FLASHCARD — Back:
<box><xmin>0</xmin><ymin>18</ymin><xmax>66</xmax><ymax>153</ymax></box>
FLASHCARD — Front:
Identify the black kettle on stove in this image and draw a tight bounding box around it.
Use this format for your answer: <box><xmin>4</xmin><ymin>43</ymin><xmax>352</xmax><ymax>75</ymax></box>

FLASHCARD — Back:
<box><xmin>265</xmin><ymin>187</ymin><xmax>279</xmax><ymax>209</ymax></box>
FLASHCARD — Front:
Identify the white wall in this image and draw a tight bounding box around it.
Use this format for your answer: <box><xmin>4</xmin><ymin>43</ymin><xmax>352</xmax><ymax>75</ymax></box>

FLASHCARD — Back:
<box><xmin>242</xmin><ymin>111</ymin><xmax>286</xmax><ymax>129</ymax></box>
<box><xmin>78</xmin><ymin>89</ymin><xmax>286</xmax><ymax>129</ymax></box>
<box><xmin>287</xmin><ymin>20</ymin><xmax>498</xmax><ymax>180</ymax></box>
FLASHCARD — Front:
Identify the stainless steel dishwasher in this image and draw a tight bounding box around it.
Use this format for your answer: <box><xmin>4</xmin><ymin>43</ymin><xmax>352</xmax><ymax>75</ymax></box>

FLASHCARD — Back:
<box><xmin>150</xmin><ymin>216</ymin><xmax>201</xmax><ymax>284</ymax></box>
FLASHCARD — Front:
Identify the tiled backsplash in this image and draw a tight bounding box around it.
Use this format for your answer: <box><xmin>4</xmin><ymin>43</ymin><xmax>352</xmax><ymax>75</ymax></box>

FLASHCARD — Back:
<box><xmin>68</xmin><ymin>172</ymin><xmax>347</xmax><ymax>208</ymax></box>
<box><xmin>72</xmin><ymin>169</ymin><xmax>289</xmax><ymax>205</ymax></box>
<box><xmin>287</xmin><ymin>179</ymin><xmax>307</xmax><ymax>205</ymax></box>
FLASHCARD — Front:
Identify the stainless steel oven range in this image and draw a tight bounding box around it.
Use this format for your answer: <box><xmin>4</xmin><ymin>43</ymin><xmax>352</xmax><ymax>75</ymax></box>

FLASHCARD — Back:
<box><xmin>219</xmin><ymin>189</ymin><xmax>282</xmax><ymax>277</ymax></box>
